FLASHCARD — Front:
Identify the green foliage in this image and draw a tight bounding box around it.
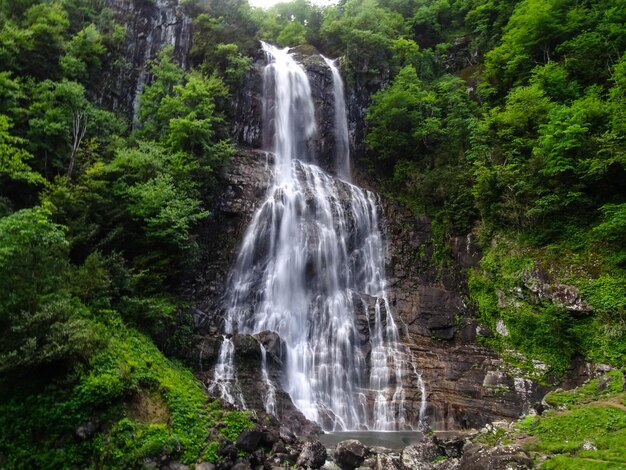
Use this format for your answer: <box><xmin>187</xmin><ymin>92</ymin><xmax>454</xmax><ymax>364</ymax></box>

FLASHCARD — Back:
<box><xmin>367</xmin><ymin>65</ymin><xmax>438</xmax><ymax>163</ymax></box>
<box><xmin>221</xmin><ymin>410</ymin><xmax>255</xmax><ymax>442</ymax></box>
<box><xmin>517</xmin><ymin>405</ymin><xmax>626</xmax><ymax>466</ymax></box>
<box><xmin>137</xmin><ymin>47</ymin><xmax>232</xmax><ymax>170</ymax></box>
<box><xmin>0</xmin><ymin>115</ymin><xmax>45</xmax><ymax>186</ymax></box>
<box><xmin>277</xmin><ymin>20</ymin><xmax>307</xmax><ymax>47</ymax></box>
<box><xmin>0</xmin><ymin>321</ymin><xmax>226</xmax><ymax>468</ymax></box>
<box><xmin>60</xmin><ymin>23</ymin><xmax>106</xmax><ymax>84</ymax></box>
<box><xmin>468</xmin><ymin>239</ymin><xmax>582</xmax><ymax>375</ymax></box>
<box><xmin>321</xmin><ymin>0</ymin><xmax>406</xmax><ymax>78</ymax></box>
<box><xmin>543</xmin><ymin>370</ymin><xmax>625</xmax><ymax>408</ymax></box>
<box><xmin>0</xmin><ymin>207</ymin><xmax>102</xmax><ymax>374</ymax></box>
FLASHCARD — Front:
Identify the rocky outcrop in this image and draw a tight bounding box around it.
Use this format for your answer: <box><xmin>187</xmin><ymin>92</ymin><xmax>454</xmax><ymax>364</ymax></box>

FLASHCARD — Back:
<box><xmin>383</xmin><ymin>200</ymin><xmax>547</xmax><ymax>429</ymax></box>
<box><xmin>191</xmin><ymin>148</ymin><xmax>273</xmax><ymax>333</ymax></box>
<box><xmin>105</xmin><ymin>0</ymin><xmax>192</xmax><ymax>118</ymax></box>
<box><xmin>459</xmin><ymin>444</ymin><xmax>534</xmax><ymax>469</ymax></box>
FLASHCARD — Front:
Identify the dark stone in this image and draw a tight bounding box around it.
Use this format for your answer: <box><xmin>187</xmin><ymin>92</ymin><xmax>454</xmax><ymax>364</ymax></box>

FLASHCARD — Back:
<box><xmin>459</xmin><ymin>444</ymin><xmax>534</xmax><ymax>469</ymax></box>
<box><xmin>433</xmin><ymin>432</ymin><xmax>465</xmax><ymax>458</ymax></box>
<box><xmin>596</xmin><ymin>375</ymin><xmax>614</xmax><ymax>393</ymax></box>
<box><xmin>272</xmin><ymin>440</ymin><xmax>287</xmax><ymax>454</ymax></box>
<box><xmin>296</xmin><ymin>439</ymin><xmax>327</xmax><ymax>469</ymax></box>
<box><xmin>230</xmin><ymin>460</ymin><xmax>252</xmax><ymax>470</ymax></box>
<box><xmin>334</xmin><ymin>440</ymin><xmax>369</xmax><ymax>470</ymax></box>
<box><xmin>218</xmin><ymin>439</ymin><xmax>238</xmax><ymax>461</ymax></box>
<box><xmin>261</xmin><ymin>426</ymin><xmax>281</xmax><ymax>447</ymax></box>
<box><xmin>255</xmin><ymin>330</ymin><xmax>286</xmax><ymax>366</ymax></box>
<box><xmin>236</xmin><ymin>428</ymin><xmax>264</xmax><ymax>453</ymax></box>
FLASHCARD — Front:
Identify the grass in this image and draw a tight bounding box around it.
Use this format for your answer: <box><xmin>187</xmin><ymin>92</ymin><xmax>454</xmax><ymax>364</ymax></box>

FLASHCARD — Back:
<box><xmin>510</xmin><ymin>372</ymin><xmax>626</xmax><ymax>469</ymax></box>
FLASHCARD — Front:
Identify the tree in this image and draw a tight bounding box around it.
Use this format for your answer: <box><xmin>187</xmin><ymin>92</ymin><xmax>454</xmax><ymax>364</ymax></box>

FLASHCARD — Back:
<box><xmin>0</xmin><ymin>207</ymin><xmax>100</xmax><ymax>375</ymax></box>
<box><xmin>60</xmin><ymin>23</ymin><xmax>106</xmax><ymax>84</ymax></box>
<box><xmin>366</xmin><ymin>65</ymin><xmax>440</xmax><ymax>164</ymax></box>
<box><xmin>0</xmin><ymin>115</ymin><xmax>44</xmax><ymax>186</ymax></box>
<box><xmin>277</xmin><ymin>20</ymin><xmax>307</xmax><ymax>47</ymax></box>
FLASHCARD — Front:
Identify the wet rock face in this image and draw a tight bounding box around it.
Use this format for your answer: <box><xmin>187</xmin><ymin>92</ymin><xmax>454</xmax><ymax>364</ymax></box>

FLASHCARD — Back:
<box><xmin>232</xmin><ymin>50</ymin><xmax>266</xmax><ymax>149</ymax></box>
<box><xmin>191</xmin><ymin>149</ymin><xmax>273</xmax><ymax>334</ymax></box>
<box><xmin>383</xmin><ymin>200</ymin><xmax>547</xmax><ymax>430</ymax></box>
<box><xmin>105</xmin><ymin>0</ymin><xmax>192</xmax><ymax>118</ymax></box>
<box><xmin>298</xmin><ymin>52</ymin><xmax>337</xmax><ymax>175</ymax></box>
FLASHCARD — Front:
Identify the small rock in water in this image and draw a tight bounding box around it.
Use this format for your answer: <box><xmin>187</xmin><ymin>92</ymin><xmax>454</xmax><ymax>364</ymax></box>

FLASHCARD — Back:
<box><xmin>334</xmin><ymin>440</ymin><xmax>370</xmax><ymax>469</ymax></box>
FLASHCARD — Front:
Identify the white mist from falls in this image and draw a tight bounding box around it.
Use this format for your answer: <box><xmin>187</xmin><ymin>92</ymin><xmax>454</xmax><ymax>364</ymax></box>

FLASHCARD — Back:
<box><xmin>211</xmin><ymin>42</ymin><xmax>425</xmax><ymax>431</ymax></box>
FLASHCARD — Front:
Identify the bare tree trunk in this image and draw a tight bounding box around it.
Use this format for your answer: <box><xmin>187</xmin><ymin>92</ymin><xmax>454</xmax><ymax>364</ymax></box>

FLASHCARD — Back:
<box><xmin>68</xmin><ymin>111</ymin><xmax>88</xmax><ymax>181</ymax></box>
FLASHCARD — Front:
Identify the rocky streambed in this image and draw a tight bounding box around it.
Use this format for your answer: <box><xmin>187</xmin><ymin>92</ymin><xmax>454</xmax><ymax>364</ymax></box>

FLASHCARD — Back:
<box><xmin>181</xmin><ymin>417</ymin><xmax>534</xmax><ymax>470</ymax></box>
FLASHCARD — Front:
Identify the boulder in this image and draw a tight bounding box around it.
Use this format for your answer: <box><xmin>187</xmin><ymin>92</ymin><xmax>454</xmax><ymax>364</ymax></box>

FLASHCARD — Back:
<box><xmin>433</xmin><ymin>432</ymin><xmax>466</xmax><ymax>458</ymax></box>
<box><xmin>236</xmin><ymin>428</ymin><xmax>264</xmax><ymax>453</ymax></box>
<box><xmin>375</xmin><ymin>452</ymin><xmax>402</xmax><ymax>470</ymax></box>
<box><xmin>334</xmin><ymin>440</ymin><xmax>369</xmax><ymax>469</ymax></box>
<box><xmin>296</xmin><ymin>439</ymin><xmax>328</xmax><ymax>469</ymax></box>
<box><xmin>401</xmin><ymin>439</ymin><xmax>440</xmax><ymax>468</ymax></box>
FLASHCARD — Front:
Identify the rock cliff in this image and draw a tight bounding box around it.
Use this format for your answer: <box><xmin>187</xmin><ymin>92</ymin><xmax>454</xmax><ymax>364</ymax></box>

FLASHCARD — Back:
<box><xmin>105</xmin><ymin>0</ymin><xmax>192</xmax><ymax>119</ymax></box>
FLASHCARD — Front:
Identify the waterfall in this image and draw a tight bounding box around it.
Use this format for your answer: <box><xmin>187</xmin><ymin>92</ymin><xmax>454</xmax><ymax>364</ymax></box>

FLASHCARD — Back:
<box><xmin>211</xmin><ymin>42</ymin><xmax>425</xmax><ymax>431</ymax></box>
<box><xmin>322</xmin><ymin>56</ymin><xmax>351</xmax><ymax>182</ymax></box>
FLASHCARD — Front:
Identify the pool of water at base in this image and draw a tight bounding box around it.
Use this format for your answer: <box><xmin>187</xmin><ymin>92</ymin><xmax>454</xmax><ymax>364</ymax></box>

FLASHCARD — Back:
<box><xmin>318</xmin><ymin>431</ymin><xmax>424</xmax><ymax>450</ymax></box>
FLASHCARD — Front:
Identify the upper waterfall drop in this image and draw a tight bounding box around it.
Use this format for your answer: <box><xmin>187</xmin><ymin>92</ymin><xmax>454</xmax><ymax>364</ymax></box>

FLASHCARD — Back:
<box><xmin>211</xmin><ymin>43</ymin><xmax>425</xmax><ymax>432</ymax></box>
<box><xmin>322</xmin><ymin>56</ymin><xmax>351</xmax><ymax>182</ymax></box>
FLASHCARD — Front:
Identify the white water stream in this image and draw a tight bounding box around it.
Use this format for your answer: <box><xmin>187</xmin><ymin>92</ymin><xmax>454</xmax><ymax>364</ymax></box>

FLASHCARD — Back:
<box><xmin>211</xmin><ymin>43</ymin><xmax>425</xmax><ymax>431</ymax></box>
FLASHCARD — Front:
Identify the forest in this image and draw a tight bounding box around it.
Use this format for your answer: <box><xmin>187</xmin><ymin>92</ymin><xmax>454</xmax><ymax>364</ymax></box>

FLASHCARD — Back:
<box><xmin>0</xmin><ymin>0</ymin><xmax>625</xmax><ymax>468</ymax></box>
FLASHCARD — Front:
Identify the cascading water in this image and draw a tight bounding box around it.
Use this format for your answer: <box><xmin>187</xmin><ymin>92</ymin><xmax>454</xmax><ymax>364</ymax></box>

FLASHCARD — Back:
<box><xmin>211</xmin><ymin>42</ymin><xmax>426</xmax><ymax>431</ymax></box>
<box><xmin>322</xmin><ymin>56</ymin><xmax>351</xmax><ymax>182</ymax></box>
